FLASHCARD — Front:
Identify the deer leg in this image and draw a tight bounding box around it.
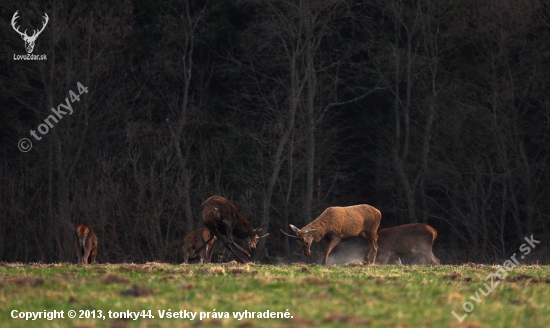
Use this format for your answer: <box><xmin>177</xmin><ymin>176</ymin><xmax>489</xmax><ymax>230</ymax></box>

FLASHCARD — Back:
<box><xmin>77</xmin><ymin>247</ymin><xmax>83</xmax><ymax>264</ymax></box>
<box><xmin>210</xmin><ymin>228</ymin><xmax>248</xmax><ymax>263</ymax></box>
<box><xmin>227</xmin><ymin>234</ymin><xmax>251</xmax><ymax>258</ymax></box>
<box><xmin>419</xmin><ymin>252</ymin><xmax>438</xmax><ymax>265</ymax></box>
<box><xmin>199</xmin><ymin>244</ymin><xmax>209</xmax><ymax>263</ymax></box>
<box><xmin>322</xmin><ymin>236</ymin><xmax>341</xmax><ymax>265</ymax></box>
<box><xmin>75</xmin><ymin>238</ymin><xmax>83</xmax><ymax>264</ymax></box>
<box><xmin>431</xmin><ymin>253</ymin><xmax>440</xmax><ymax>265</ymax></box>
<box><xmin>217</xmin><ymin>247</ymin><xmax>226</xmax><ymax>263</ymax></box>
<box><xmin>221</xmin><ymin>239</ymin><xmax>247</xmax><ymax>263</ymax></box>
<box><xmin>91</xmin><ymin>243</ymin><xmax>97</xmax><ymax>264</ymax></box>
<box><xmin>376</xmin><ymin>249</ymin><xmax>391</xmax><ymax>264</ymax></box>
<box><xmin>192</xmin><ymin>235</ymin><xmax>215</xmax><ymax>257</ymax></box>
<box><xmin>83</xmin><ymin>247</ymin><xmax>91</xmax><ymax>265</ymax></box>
<box><xmin>183</xmin><ymin>251</ymin><xmax>190</xmax><ymax>264</ymax></box>
<box><xmin>206</xmin><ymin>239</ymin><xmax>217</xmax><ymax>263</ymax></box>
<box><xmin>364</xmin><ymin>232</ymin><xmax>378</xmax><ymax>264</ymax></box>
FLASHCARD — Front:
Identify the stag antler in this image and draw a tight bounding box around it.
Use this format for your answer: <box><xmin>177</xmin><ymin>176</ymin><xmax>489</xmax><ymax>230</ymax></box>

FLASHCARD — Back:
<box><xmin>279</xmin><ymin>229</ymin><xmax>299</xmax><ymax>239</ymax></box>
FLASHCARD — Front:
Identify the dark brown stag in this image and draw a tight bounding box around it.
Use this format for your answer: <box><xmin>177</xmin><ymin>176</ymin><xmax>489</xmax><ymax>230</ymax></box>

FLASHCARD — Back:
<box><xmin>281</xmin><ymin>204</ymin><xmax>382</xmax><ymax>265</ymax></box>
<box><xmin>376</xmin><ymin>223</ymin><xmax>439</xmax><ymax>265</ymax></box>
<box><xmin>194</xmin><ymin>196</ymin><xmax>269</xmax><ymax>263</ymax></box>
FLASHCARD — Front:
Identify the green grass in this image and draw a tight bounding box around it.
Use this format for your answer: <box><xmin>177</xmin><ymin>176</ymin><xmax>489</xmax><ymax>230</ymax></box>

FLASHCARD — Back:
<box><xmin>1</xmin><ymin>262</ymin><xmax>550</xmax><ymax>327</ymax></box>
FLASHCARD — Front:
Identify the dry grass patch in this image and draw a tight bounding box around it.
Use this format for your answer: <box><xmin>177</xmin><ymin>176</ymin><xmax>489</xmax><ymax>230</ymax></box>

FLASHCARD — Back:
<box><xmin>198</xmin><ymin>266</ymin><xmax>227</xmax><ymax>275</ymax></box>
<box><xmin>180</xmin><ymin>281</ymin><xmax>195</xmax><ymax>290</ymax></box>
<box><xmin>119</xmin><ymin>284</ymin><xmax>154</xmax><ymax>297</ymax></box>
<box><xmin>3</xmin><ymin>275</ymin><xmax>44</xmax><ymax>287</ymax></box>
<box><xmin>508</xmin><ymin>273</ymin><xmax>550</xmax><ymax>283</ymax></box>
<box><xmin>301</xmin><ymin>276</ymin><xmax>331</xmax><ymax>286</ymax></box>
<box><xmin>323</xmin><ymin>314</ymin><xmax>372</xmax><ymax>326</ymax></box>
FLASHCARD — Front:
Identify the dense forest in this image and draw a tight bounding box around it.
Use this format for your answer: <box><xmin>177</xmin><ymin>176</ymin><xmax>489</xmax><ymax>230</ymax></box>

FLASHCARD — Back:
<box><xmin>1</xmin><ymin>0</ymin><xmax>549</xmax><ymax>264</ymax></box>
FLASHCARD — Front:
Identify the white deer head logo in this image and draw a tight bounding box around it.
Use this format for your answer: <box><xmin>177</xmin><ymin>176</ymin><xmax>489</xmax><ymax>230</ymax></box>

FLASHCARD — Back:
<box><xmin>11</xmin><ymin>11</ymin><xmax>49</xmax><ymax>54</ymax></box>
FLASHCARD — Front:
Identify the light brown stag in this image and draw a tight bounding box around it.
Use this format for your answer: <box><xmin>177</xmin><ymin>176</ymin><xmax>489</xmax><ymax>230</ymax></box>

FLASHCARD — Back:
<box><xmin>376</xmin><ymin>223</ymin><xmax>439</xmax><ymax>265</ymax></box>
<box><xmin>281</xmin><ymin>204</ymin><xmax>382</xmax><ymax>265</ymax></box>
<box><xmin>181</xmin><ymin>227</ymin><xmax>217</xmax><ymax>264</ymax></box>
<box><xmin>75</xmin><ymin>224</ymin><xmax>98</xmax><ymax>265</ymax></box>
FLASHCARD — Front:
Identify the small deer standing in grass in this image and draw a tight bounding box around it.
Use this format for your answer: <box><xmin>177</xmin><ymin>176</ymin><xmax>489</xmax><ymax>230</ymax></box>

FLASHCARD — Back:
<box><xmin>281</xmin><ymin>204</ymin><xmax>382</xmax><ymax>265</ymax></box>
<box><xmin>75</xmin><ymin>224</ymin><xmax>98</xmax><ymax>265</ymax></box>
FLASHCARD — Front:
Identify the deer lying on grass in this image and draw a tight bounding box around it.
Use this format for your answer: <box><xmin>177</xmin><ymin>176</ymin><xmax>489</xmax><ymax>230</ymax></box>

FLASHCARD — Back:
<box><xmin>376</xmin><ymin>223</ymin><xmax>439</xmax><ymax>265</ymax></box>
<box><xmin>181</xmin><ymin>227</ymin><xmax>217</xmax><ymax>264</ymax></box>
<box><xmin>75</xmin><ymin>224</ymin><xmax>98</xmax><ymax>265</ymax></box>
<box><xmin>281</xmin><ymin>204</ymin><xmax>382</xmax><ymax>265</ymax></box>
<box><xmin>194</xmin><ymin>195</ymin><xmax>269</xmax><ymax>263</ymax></box>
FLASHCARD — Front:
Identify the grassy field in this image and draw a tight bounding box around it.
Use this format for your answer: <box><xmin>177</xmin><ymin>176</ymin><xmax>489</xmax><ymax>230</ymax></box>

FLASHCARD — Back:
<box><xmin>1</xmin><ymin>262</ymin><xmax>549</xmax><ymax>327</ymax></box>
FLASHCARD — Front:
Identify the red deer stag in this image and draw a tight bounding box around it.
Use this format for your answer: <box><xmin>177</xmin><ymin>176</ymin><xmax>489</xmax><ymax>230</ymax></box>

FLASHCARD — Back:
<box><xmin>181</xmin><ymin>227</ymin><xmax>217</xmax><ymax>264</ymax></box>
<box><xmin>376</xmin><ymin>223</ymin><xmax>439</xmax><ymax>265</ymax></box>
<box><xmin>75</xmin><ymin>224</ymin><xmax>98</xmax><ymax>265</ymax></box>
<box><xmin>281</xmin><ymin>204</ymin><xmax>382</xmax><ymax>265</ymax></box>
<box><xmin>194</xmin><ymin>196</ymin><xmax>269</xmax><ymax>263</ymax></box>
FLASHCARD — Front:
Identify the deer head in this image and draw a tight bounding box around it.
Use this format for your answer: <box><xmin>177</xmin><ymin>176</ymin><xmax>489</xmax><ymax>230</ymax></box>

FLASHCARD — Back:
<box><xmin>246</xmin><ymin>222</ymin><xmax>269</xmax><ymax>250</ymax></box>
<box><xmin>11</xmin><ymin>11</ymin><xmax>49</xmax><ymax>54</ymax></box>
<box><xmin>280</xmin><ymin>224</ymin><xmax>317</xmax><ymax>256</ymax></box>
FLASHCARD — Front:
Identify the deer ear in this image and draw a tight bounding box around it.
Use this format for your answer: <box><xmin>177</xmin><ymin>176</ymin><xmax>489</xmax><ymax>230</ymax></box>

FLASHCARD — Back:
<box><xmin>304</xmin><ymin>229</ymin><xmax>317</xmax><ymax>236</ymax></box>
<box><xmin>289</xmin><ymin>224</ymin><xmax>301</xmax><ymax>235</ymax></box>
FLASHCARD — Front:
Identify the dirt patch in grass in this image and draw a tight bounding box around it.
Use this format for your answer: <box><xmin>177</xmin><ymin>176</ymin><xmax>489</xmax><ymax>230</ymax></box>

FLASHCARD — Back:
<box><xmin>3</xmin><ymin>275</ymin><xmax>44</xmax><ymax>287</ymax></box>
<box><xmin>101</xmin><ymin>273</ymin><xmax>130</xmax><ymax>284</ymax></box>
<box><xmin>301</xmin><ymin>276</ymin><xmax>331</xmax><ymax>286</ymax></box>
<box><xmin>60</xmin><ymin>271</ymin><xmax>77</xmax><ymax>280</ymax></box>
<box><xmin>444</xmin><ymin>271</ymin><xmax>473</xmax><ymax>282</ymax></box>
<box><xmin>508</xmin><ymin>273</ymin><xmax>550</xmax><ymax>283</ymax></box>
<box><xmin>119</xmin><ymin>284</ymin><xmax>154</xmax><ymax>297</ymax></box>
<box><xmin>160</xmin><ymin>274</ymin><xmax>176</xmax><ymax>281</ymax></box>
<box><xmin>180</xmin><ymin>281</ymin><xmax>195</xmax><ymax>290</ymax></box>
<box><xmin>254</xmin><ymin>276</ymin><xmax>286</xmax><ymax>284</ymax></box>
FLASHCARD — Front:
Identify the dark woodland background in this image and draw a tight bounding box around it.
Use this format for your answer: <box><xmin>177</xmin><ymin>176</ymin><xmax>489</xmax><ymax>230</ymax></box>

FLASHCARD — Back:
<box><xmin>1</xmin><ymin>0</ymin><xmax>549</xmax><ymax>264</ymax></box>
